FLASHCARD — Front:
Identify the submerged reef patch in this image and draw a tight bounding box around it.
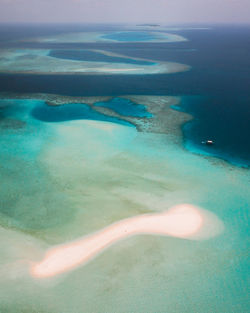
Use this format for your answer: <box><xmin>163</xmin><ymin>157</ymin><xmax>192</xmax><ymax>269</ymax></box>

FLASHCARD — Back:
<box><xmin>0</xmin><ymin>93</ymin><xmax>191</xmax><ymax>137</ymax></box>
<box><xmin>24</xmin><ymin>31</ymin><xmax>187</xmax><ymax>44</ymax></box>
<box><xmin>0</xmin><ymin>99</ymin><xmax>26</xmax><ymax>130</ymax></box>
<box><xmin>0</xmin><ymin>48</ymin><xmax>189</xmax><ymax>75</ymax></box>
<box><xmin>0</xmin><ymin>118</ymin><xmax>26</xmax><ymax>130</ymax></box>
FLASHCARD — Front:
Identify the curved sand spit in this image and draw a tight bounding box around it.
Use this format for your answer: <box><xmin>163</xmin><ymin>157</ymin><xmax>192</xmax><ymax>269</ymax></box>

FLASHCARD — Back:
<box><xmin>31</xmin><ymin>204</ymin><xmax>223</xmax><ymax>278</ymax></box>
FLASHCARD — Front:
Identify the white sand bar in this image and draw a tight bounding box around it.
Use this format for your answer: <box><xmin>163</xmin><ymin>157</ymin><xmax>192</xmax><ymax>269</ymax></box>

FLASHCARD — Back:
<box><xmin>31</xmin><ymin>204</ymin><xmax>223</xmax><ymax>278</ymax></box>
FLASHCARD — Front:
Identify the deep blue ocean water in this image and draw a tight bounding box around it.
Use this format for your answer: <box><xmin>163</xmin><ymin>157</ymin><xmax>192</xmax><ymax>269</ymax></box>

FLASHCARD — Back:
<box><xmin>172</xmin><ymin>95</ymin><xmax>250</xmax><ymax>166</ymax></box>
<box><xmin>0</xmin><ymin>24</ymin><xmax>249</xmax><ymax>166</ymax></box>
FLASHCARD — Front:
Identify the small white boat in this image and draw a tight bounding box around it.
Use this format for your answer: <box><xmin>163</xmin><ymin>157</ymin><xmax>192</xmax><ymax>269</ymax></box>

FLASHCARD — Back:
<box><xmin>202</xmin><ymin>140</ymin><xmax>214</xmax><ymax>146</ymax></box>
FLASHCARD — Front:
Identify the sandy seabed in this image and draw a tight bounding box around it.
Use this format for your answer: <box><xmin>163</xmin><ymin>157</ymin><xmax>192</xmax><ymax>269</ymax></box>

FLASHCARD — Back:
<box><xmin>0</xmin><ymin>95</ymin><xmax>249</xmax><ymax>313</ymax></box>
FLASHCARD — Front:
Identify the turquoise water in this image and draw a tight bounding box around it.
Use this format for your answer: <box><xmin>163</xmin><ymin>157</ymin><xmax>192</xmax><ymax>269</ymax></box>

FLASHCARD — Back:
<box><xmin>0</xmin><ymin>98</ymin><xmax>136</xmax><ymax>230</ymax></box>
<box><xmin>0</xmin><ymin>99</ymin><xmax>74</xmax><ymax>230</ymax></box>
<box><xmin>101</xmin><ymin>31</ymin><xmax>157</xmax><ymax>42</ymax></box>
<box><xmin>31</xmin><ymin>101</ymin><xmax>134</xmax><ymax>127</ymax></box>
<box><xmin>0</xmin><ymin>99</ymin><xmax>47</xmax><ymax>163</ymax></box>
<box><xmin>49</xmin><ymin>49</ymin><xmax>156</xmax><ymax>66</ymax></box>
<box><xmin>0</xmin><ymin>24</ymin><xmax>249</xmax><ymax>313</ymax></box>
<box><xmin>94</xmin><ymin>97</ymin><xmax>153</xmax><ymax>118</ymax></box>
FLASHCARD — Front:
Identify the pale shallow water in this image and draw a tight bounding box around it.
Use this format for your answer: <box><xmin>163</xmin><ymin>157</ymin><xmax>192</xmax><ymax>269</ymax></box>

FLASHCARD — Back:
<box><xmin>0</xmin><ymin>97</ymin><xmax>249</xmax><ymax>313</ymax></box>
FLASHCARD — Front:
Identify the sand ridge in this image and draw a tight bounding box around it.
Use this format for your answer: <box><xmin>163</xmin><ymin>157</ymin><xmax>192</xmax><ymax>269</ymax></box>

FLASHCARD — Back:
<box><xmin>31</xmin><ymin>204</ymin><xmax>223</xmax><ymax>279</ymax></box>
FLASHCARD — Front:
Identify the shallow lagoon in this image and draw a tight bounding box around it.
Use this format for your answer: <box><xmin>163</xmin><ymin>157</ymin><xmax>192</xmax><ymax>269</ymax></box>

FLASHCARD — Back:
<box><xmin>31</xmin><ymin>101</ymin><xmax>134</xmax><ymax>126</ymax></box>
<box><xmin>49</xmin><ymin>49</ymin><xmax>156</xmax><ymax>65</ymax></box>
<box><xmin>101</xmin><ymin>31</ymin><xmax>157</xmax><ymax>42</ymax></box>
<box><xmin>94</xmin><ymin>97</ymin><xmax>153</xmax><ymax>118</ymax></box>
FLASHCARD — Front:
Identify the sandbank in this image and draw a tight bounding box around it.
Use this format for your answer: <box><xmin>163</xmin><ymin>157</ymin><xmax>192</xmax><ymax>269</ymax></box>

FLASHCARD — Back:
<box><xmin>31</xmin><ymin>204</ymin><xmax>223</xmax><ymax>278</ymax></box>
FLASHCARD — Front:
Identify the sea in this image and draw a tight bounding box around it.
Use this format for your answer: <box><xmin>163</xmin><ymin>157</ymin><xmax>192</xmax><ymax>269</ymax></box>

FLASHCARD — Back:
<box><xmin>0</xmin><ymin>23</ymin><xmax>249</xmax><ymax>166</ymax></box>
<box><xmin>0</xmin><ymin>23</ymin><xmax>249</xmax><ymax>313</ymax></box>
